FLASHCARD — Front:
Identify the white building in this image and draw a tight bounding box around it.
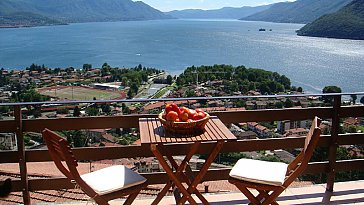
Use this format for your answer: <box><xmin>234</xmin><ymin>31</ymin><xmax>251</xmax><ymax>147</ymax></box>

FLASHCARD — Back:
<box><xmin>0</xmin><ymin>133</ymin><xmax>17</xmax><ymax>150</ymax></box>
<box><xmin>277</xmin><ymin>120</ymin><xmax>309</xmax><ymax>134</ymax></box>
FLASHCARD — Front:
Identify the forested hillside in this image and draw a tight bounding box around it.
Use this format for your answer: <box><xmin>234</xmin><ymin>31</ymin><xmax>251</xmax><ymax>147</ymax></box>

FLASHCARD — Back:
<box><xmin>166</xmin><ymin>5</ymin><xmax>270</xmax><ymax>19</ymax></box>
<box><xmin>297</xmin><ymin>0</ymin><xmax>364</xmax><ymax>40</ymax></box>
<box><xmin>241</xmin><ymin>0</ymin><xmax>351</xmax><ymax>24</ymax></box>
<box><xmin>0</xmin><ymin>0</ymin><xmax>171</xmax><ymax>27</ymax></box>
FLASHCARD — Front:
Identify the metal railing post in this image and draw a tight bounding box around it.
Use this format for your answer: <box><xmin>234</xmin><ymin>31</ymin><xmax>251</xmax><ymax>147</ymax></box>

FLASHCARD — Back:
<box><xmin>15</xmin><ymin>105</ymin><xmax>31</xmax><ymax>204</ymax></box>
<box><xmin>326</xmin><ymin>95</ymin><xmax>341</xmax><ymax>191</ymax></box>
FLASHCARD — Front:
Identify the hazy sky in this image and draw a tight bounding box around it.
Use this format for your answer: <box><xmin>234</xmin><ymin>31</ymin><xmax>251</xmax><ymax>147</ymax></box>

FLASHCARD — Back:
<box><xmin>137</xmin><ymin>0</ymin><xmax>295</xmax><ymax>12</ymax></box>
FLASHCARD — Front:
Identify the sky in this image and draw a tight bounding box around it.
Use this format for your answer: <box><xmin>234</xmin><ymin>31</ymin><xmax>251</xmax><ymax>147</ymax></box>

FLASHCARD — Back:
<box><xmin>136</xmin><ymin>0</ymin><xmax>296</xmax><ymax>12</ymax></box>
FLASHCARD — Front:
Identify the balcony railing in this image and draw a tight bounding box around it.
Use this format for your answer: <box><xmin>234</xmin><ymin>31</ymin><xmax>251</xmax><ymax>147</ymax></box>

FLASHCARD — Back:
<box><xmin>0</xmin><ymin>93</ymin><xmax>364</xmax><ymax>204</ymax></box>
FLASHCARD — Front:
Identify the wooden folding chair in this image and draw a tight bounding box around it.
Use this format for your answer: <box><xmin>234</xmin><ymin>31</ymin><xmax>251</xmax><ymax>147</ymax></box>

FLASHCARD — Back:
<box><xmin>228</xmin><ymin>117</ymin><xmax>321</xmax><ymax>205</ymax></box>
<box><xmin>42</xmin><ymin>128</ymin><xmax>147</xmax><ymax>205</ymax></box>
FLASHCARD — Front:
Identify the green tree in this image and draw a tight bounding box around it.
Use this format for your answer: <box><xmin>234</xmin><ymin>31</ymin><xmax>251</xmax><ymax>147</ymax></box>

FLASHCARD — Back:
<box><xmin>56</xmin><ymin>107</ymin><xmax>69</xmax><ymax>114</ymax></box>
<box><xmin>284</xmin><ymin>98</ymin><xmax>293</xmax><ymax>108</ymax></box>
<box><xmin>322</xmin><ymin>86</ymin><xmax>342</xmax><ymax>104</ymax></box>
<box><xmin>101</xmin><ymin>104</ymin><xmax>111</xmax><ymax>114</ymax></box>
<box><xmin>297</xmin><ymin>87</ymin><xmax>303</xmax><ymax>92</ymax></box>
<box><xmin>73</xmin><ymin>106</ymin><xmax>81</xmax><ymax>117</ymax></box>
<box><xmin>83</xmin><ymin>64</ymin><xmax>92</xmax><ymax>71</ymax></box>
<box><xmin>361</xmin><ymin>96</ymin><xmax>364</xmax><ymax>104</ymax></box>
<box><xmin>86</xmin><ymin>107</ymin><xmax>99</xmax><ymax>116</ymax></box>
<box><xmin>275</xmin><ymin>101</ymin><xmax>284</xmax><ymax>109</ymax></box>
<box><xmin>351</xmin><ymin>94</ymin><xmax>357</xmax><ymax>104</ymax></box>
<box><xmin>166</xmin><ymin>75</ymin><xmax>173</xmax><ymax>85</ymax></box>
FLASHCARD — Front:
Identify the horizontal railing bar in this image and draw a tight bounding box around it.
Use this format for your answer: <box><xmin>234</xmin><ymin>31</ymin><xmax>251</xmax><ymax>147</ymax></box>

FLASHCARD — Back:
<box><xmin>337</xmin><ymin>133</ymin><xmax>364</xmax><ymax>145</ymax></box>
<box><xmin>2</xmin><ymin>106</ymin><xmax>362</xmax><ymax>133</ymax></box>
<box><xmin>0</xmin><ymin>120</ymin><xmax>16</xmax><ymax>132</ymax></box>
<box><xmin>20</xmin><ymin>107</ymin><xmax>332</xmax><ymax>132</ymax></box>
<box><xmin>1</xmin><ymin>92</ymin><xmax>364</xmax><ymax>106</ymax></box>
<box><xmin>5</xmin><ymin>134</ymin><xmax>364</xmax><ymax>163</ymax></box>
<box><xmin>13</xmin><ymin>159</ymin><xmax>364</xmax><ymax>192</ymax></box>
<box><xmin>22</xmin><ymin>114</ymin><xmax>156</xmax><ymax>132</ymax></box>
<box><xmin>1</xmin><ymin>137</ymin><xmax>312</xmax><ymax>163</ymax></box>
<box><xmin>335</xmin><ymin>159</ymin><xmax>364</xmax><ymax>171</ymax></box>
<box><xmin>340</xmin><ymin>106</ymin><xmax>364</xmax><ymax>118</ymax></box>
<box><xmin>212</xmin><ymin>107</ymin><xmax>333</xmax><ymax>124</ymax></box>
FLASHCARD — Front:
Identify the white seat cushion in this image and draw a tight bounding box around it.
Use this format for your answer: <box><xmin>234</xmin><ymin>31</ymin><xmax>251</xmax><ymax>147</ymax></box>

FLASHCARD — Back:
<box><xmin>81</xmin><ymin>165</ymin><xmax>146</xmax><ymax>195</ymax></box>
<box><xmin>229</xmin><ymin>158</ymin><xmax>288</xmax><ymax>186</ymax></box>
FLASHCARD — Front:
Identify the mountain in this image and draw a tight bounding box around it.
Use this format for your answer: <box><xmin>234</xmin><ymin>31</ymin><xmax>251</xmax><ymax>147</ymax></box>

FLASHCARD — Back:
<box><xmin>166</xmin><ymin>5</ymin><xmax>270</xmax><ymax>19</ymax></box>
<box><xmin>297</xmin><ymin>0</ymin><xmax>364</xmax><ymax>40</ymax></box>
<box><xmin>0</xmin><ymin>12</ymin><xmax>64</xmax><ymax>28</ymax></box>
<box><xmin>0</xmin><ymin>0</ymin><xmax>172</xmax><ymax>27</ymax></box>
<box><xmin>241</xmin><ymin>0</ymin><xmax>352</xmax><ymax>24</ymax></box>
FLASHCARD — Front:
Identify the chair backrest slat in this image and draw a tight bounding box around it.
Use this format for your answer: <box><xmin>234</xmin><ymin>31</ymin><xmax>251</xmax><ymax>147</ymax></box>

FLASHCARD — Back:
<box><xmin>285</xmin><ymin>117</ymin><xmax>321</xmax><ymax>186</ymax></box>
<box><xmin>42</xmin><ymin>129</ymin><xmax>79</xmax><ymax>179</ymax></box>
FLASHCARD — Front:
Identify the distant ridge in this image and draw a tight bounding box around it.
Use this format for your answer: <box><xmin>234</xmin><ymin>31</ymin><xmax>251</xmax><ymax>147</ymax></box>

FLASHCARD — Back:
<box><xmin>166</xmin><ymin>5</ymin><xmax>270</xmax><ymax>19</ymax></box>
<box><xmin>0</xmin><ymin>0</ymin><xmax>172</xmax><ymax>27</ymax></box>
<box><xmin>297</xmin><ymin>0</ymin><xmax>364</xmax><ymax>40</ymax></box>
<box><xmin>241</xmin><ymin>0</ymin><xmax>352</xmax><ymax>24</ymax></box>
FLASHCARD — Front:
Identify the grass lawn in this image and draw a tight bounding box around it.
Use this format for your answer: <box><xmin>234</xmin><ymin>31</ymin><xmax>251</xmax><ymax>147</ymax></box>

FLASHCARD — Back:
<box><xmin>38</xmin><ymin>86</ymin><xmax>121</xmax><ymax>100</ymax></box>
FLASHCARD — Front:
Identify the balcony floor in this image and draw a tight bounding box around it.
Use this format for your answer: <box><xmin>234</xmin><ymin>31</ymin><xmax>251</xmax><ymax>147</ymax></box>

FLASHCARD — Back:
<box><xmin>52</xmin><ymin>180</ymin><xmax>364</xmax><ymax>205</ymax></box>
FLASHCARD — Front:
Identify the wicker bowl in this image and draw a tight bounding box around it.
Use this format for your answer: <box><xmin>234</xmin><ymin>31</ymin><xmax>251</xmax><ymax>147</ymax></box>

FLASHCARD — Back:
<box><xmin>158</xmin><ymin>112</ymin><xmax>210</xmax><ymax>133</ymax></box>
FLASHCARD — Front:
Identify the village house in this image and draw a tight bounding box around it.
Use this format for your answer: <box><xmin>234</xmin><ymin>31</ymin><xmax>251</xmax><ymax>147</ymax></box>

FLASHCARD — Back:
<box><xmin>247</xmin><ymin>122</ymin><xmax>272</xmax><ymax>138</ymax></box>
<box><xmin>0</xmin><ymin>133</ymin><xmax>17</xmax><ymax>150</ymax></box>
<box><xmin>343</xmin><ymin>117</ymin><xmax>361</xmax><ymax>128</ymax></box>
<box><xmin>283</xmin><ymin>128</ymin><xmax>309</xmax><ymax>137</ymax></box>
<box><xmin>277</xmin><ymin>119</ymin><xmax>309</xmax><ymax>134</ymax></box>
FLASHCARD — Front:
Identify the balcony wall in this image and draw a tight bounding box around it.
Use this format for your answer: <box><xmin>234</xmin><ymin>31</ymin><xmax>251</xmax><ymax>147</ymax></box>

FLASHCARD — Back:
<box><xmin>0</xmin><ymin>94</ymin><xmax>364</xmax><ymax>204</ymax></box>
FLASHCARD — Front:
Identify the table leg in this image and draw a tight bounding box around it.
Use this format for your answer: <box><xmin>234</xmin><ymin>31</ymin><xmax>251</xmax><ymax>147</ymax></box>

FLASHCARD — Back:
<box><xmin>167</xmin><ymin>151</ymin><xmax>209</xmax><ymax>205</ymax></box>
<box><xmin>151</xmin><ymin>144</ymin><xmax>198</xmax><ymax>205</ymax></box>
<box><xmin>179</xmin><ymin>140</ymin><xmax>224</xmax><ymax>205</ymax></box>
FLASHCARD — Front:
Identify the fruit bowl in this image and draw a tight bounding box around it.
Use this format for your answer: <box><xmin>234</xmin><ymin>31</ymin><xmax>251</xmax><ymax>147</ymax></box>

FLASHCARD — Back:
<box><xmin>158</xmin><ymin>112</ymin><xmax>210</xmax><ymax>134</ymax></box>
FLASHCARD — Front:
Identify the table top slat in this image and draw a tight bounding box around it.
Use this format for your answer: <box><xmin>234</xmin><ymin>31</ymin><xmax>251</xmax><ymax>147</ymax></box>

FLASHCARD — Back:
<box><xmin>152</xmin><ymin>118</ymin><xmax>163</xmax><ymax>143</ymax></box>
<box><xmin>139</xmin><ymin>118</ymin><xmax>151</xmax><ymax>144</ymax></box>
<box><xmin>147</xmin><ymin>118</ymin><xmax>157</xmax><ymax>143</ymax></box>
<box><xmin>140</xmin><ymin>116</ymin><xmax>236</xmax><ymax>144</ymax></box>
<box><xmin>155</xmin><ymin>120</ymin><xmax>167</xmax><ymax>143</ymax></box>
<box><xmin>204</xmin><ymin>122</ymin><xmax>219</xmax><ymax>141</ymax></box>
<box><xmin>211</xmin><ymin>116</ymin><xmax>237</xmax><ymax>140</ymax></box>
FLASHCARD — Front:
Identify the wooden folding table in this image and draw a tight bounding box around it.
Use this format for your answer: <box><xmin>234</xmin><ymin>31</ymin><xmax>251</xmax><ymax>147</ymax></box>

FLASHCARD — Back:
<box><xmin>139</xmin><ymin>116</ymin><xmax>236</xmax><ymax>205</ymax></box>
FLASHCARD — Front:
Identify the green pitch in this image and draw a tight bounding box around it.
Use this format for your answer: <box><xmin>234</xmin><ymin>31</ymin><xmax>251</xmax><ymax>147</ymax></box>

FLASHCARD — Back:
<box><xmin>38</xmin><ymin>86</ymin><xmax>121</xmax><ymax>100</ymax></box>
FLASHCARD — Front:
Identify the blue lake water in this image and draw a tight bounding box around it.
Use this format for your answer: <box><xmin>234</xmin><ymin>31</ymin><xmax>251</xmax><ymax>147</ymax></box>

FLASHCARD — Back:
<box><xmin>1</xmin><ymin>19</ymin><xmax>363</xmax><ymax>93</ymax></box>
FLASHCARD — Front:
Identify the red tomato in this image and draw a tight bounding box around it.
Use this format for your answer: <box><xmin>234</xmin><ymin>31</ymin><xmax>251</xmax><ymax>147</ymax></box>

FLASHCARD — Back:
<box><xmin>179</xmin><ymin>106</ymin><xmax>189</xmax><ymax>113</ymax></box>
<box><xmin>179</xmin><ymin>111</ymin><xmax>189</xmax><ymax>122</ymax></box>
<box><xmin>195</xmin><ymin>108</ymin><xmax>204</xmax><ymax>113</ymax></box>
<box><xmin>166</xmin><ymin>111</ymin><xmax>179</xmax><ymax>121</ymax></box>
<box><xmin>165</xmin><ymin>104</ymin><xmax>173</xmax><ymax>114</ymax></box>
<box><xmin>188</xmin><ymin>109</ymin><xmax>197</xmax><ymax>119</ymax></box>
<box><xmin>192</xmin><ymin>113</ymin><xmax>200</xmax><ymax>120</ymax></box>
<box><xmin>197</xmin><ymin>112</ymin><xmax>206</xmax><ymax>119</ymax></box>
<box><xmin>170</xmin><ymin>103</ymin><xmax>180</xmax><ymax>114</ymax></box>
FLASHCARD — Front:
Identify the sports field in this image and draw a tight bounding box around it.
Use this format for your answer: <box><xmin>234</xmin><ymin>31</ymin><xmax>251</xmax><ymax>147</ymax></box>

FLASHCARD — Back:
<box><xmin>38</xmin><ymin>86</ymin><xmax>124</xmax><ymax>100</ymax></box>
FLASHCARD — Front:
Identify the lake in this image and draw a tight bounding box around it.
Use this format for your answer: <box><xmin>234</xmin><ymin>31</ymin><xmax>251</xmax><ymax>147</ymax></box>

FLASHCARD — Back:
<box><xmin>0</xmin><ymin>19</ymin><xmax>363</xmax><ymax>93</ymax></box>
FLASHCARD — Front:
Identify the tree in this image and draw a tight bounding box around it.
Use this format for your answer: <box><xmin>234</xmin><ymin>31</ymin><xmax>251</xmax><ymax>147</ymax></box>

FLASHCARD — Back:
<box><xmin>101</xmin><ymin>104</ymin><xmax>111</xmax><ymax>114</ymax></box>
<box><xmin>351</xmin><ymin>94</ymin><xmax>357</xmax><ymax>104</ymax></box>
<box><xmin>275</xmin><ymin>101</ymin><xmax>284</xmax><ymax>109</ymax></box>
<box><xmin>297</xmin><ymin>87</ymin><xmax>303</xmax><ymax>92</ymax></box>
<box><xmin>284</xmin><ymin>98</ymin><xmax>293</xmax><ymax>108</ymax></box>
<box><xmin>166</xmin><ymin>75</ymin><xmax>173</xmax><ymax>85</ymax></box>
<box><xmin>56</xmin><ymin>107</ymin><xmax>69</xmax><ymax>114</ymax></box>
<box><xmin>322</xmin><ymin>86</ymin><xmax>342</xmax><ymax>104</ymax></box>
<box><xmin>361</xmin><ymin>96</ymin><xmax>364</xmax><ymax>104</ymax></box>
<box><xmin>86</xmin><ymin>107</ymin><xmax>99</xmax><ymax>116</ymax></box>
<box><xmin>73</xmin><ymin>106</ymin><xmax>81</xmax><ymax>117</ymax></box>
<box><xmin>83</xmin><ymin>64</ymin><xmax>92</xmax><ymax>71</ymax></box>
